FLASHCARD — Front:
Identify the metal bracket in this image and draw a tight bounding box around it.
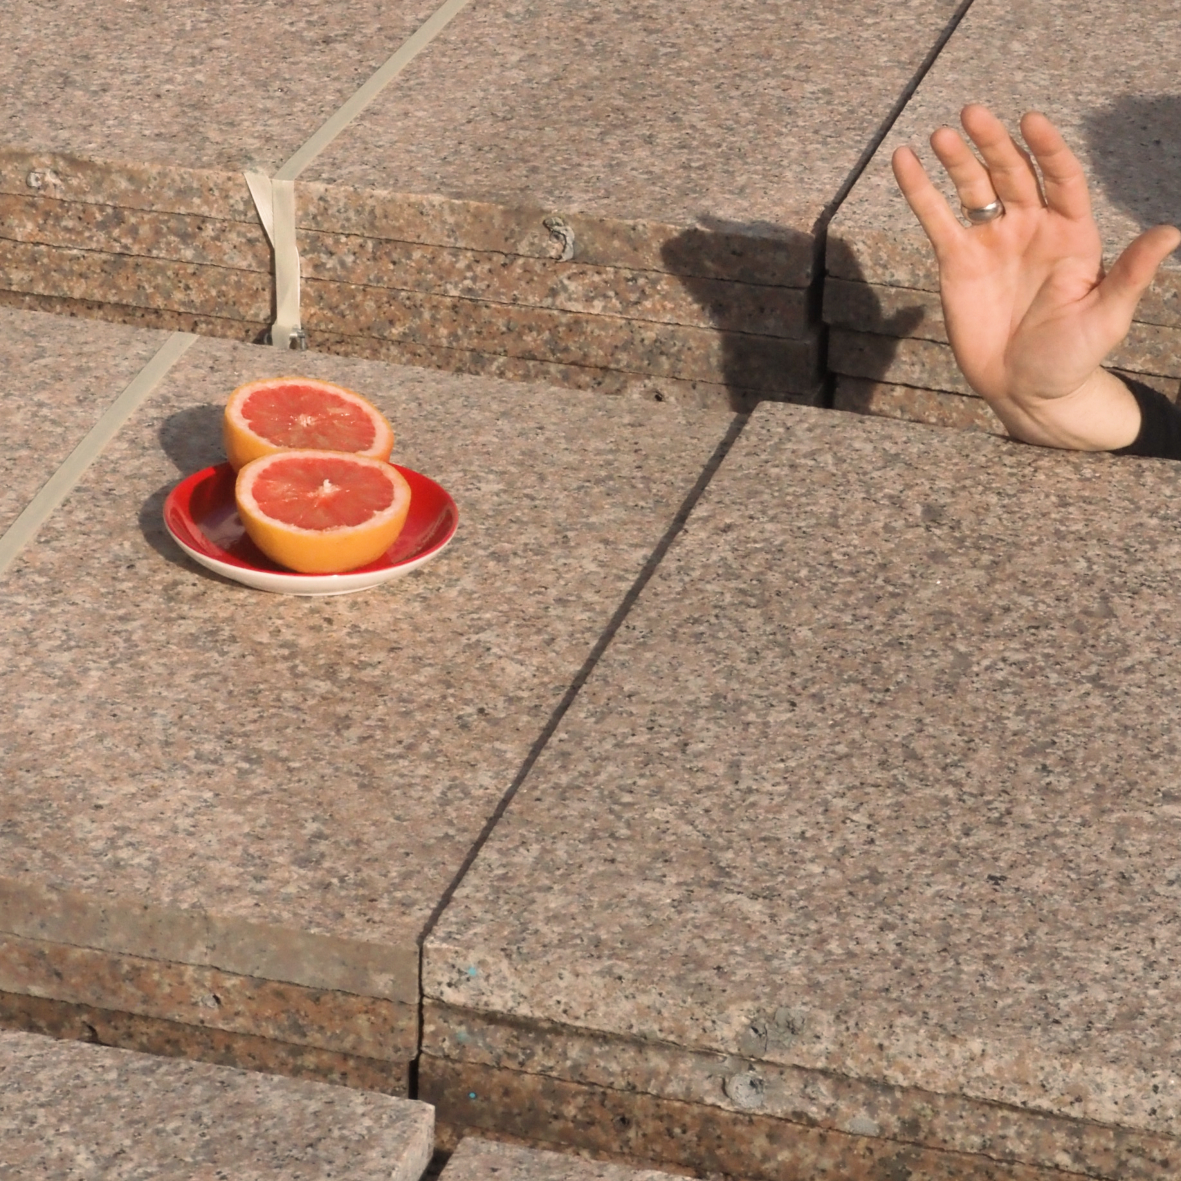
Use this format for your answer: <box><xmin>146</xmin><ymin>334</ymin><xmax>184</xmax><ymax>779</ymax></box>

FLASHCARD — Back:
<box><xmin>265</xmin><ymin>327</ymin><xmax>309</xmax><ymax>351</ymax></box>
<box><xmin>543</xmin><ymin>215</ymin><xmax>576</xmax><ymax>262</ymax></box>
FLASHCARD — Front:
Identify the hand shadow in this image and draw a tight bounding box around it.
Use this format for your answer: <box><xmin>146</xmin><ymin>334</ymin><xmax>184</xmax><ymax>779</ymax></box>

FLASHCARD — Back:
<box><xmin>139</xmin><ymin>403</ymin><xmax>227</xmax><ymax>572</ymax></box>
<box><xmin>659</xmin><ymin>219</ymin><xmax>819</xmax><ymax>412</ymax></box>
<box><xmin>660</xmin><ymin>219</ymin><xmax>925</xmax><ymax>413</ymax></box>
<box><xmin>1082</xmin><ymin>95</ymin><xmax>1181</xmax><ymax>236</ymax></box>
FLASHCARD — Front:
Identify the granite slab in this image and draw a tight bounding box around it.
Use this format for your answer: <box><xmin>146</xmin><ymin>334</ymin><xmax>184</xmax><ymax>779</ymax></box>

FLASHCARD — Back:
<box><xmin>830</xmin><ymin>329</ymin><xmax>1181</xmax><ymax>401</ymax></box>
<box><xmin>824</xmin><ymin>280</ymin><xmax>1181</xmax><ymax>383</ymax></box>
<box><xmin>0</xmin><ymin>312</ymin><xmax>733</xmax><ymax>1081</ymax></box>
<box><xmin>305</xmin><ymin>0</ymin><xmax>967</xmax><ymax>271</ymax></box>
<box><xmin>826</xmin><ymin>0</ymin><xmax>1181</xmax><ymax>323</ymax></box>
<box><xmin>0</xmin><ymin>306</ymin><xmax>171</xmax><ymax>536</ymax></box>
<box><xmin>440</xmin><ymin>1138</ymin><xmax>689</xmax><ymax>1181</ymax></box>
<box><xmin>0</xmin><ymin>1</ymin><xmax>969</xmax><ymax>407</ymax></box>
<box><xmin>423</xmin><ymin>401</ymin><xmax>1181</xmax><ymax>1178</ymax></box>
<box><xmin>0</xmin><ymin>0</ymin><xmax>443</xmax><ymax>175</ymax></box>
<box><xmin>832</xmin><ymin>376</ymin><xmax>1004</xmax><ymax>435</ymax></box>
<box><xmin>0</xmin><ymin>1028</ymin><xmax>433</xmax><ymax>1179</ymax></box>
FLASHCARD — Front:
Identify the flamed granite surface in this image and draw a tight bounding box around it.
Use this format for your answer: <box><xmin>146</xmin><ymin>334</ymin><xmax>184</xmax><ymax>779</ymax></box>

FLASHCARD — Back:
<box><xmin>0</xmin><ymin>0</ymin><xmax>442</xmax><ymax>173</ymax></box>
<box><xmin>0</xmin><ymin>307</ymin><xmax>170</xmax><ymax>537</ymax></box>
<box><xmin>440</xmin><ymin>1137</ymin><xmax>689</xmax><ymax>1181</ymax></box>
<box><xmin>305</xmin><ymin>0</ymin><xmax>966</xmax><ymax>265</ymax></box>
<box><xmin>0</xmin><ymin>310</ymin><xmax>731</xmax><ymax>1058</ymax></box>
<box><xmin>0</xmin><ymin>1028</ymin><xmax>433</xmax><ymax>1179</ymax></box>
<box><xmin>827</xmin><ymin>0</ymin><xmax>1181</xmax><ymax>323</ymax></box>
<box><xmin>0</xmin><ymin>0</ymin><xmax>974</xmax><ymax>406</ymax></box>
<box><xmin>424</xmin><ymin>400</ymin><xmax>1181</xmax><ymax>1178</ymax></box>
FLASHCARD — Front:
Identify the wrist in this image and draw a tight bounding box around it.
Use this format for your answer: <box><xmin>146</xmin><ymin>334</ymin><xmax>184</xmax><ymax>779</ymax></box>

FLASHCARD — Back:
<box><xmin>984</xmin><ymin>368</ymin><xmax>1141</xmax><ymax>452</ymax></box>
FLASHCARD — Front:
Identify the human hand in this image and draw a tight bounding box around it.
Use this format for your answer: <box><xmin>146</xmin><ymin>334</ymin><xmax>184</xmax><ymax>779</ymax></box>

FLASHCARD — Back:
<box><xmin>892</xmin><ymin>104</ymin><xmax>1181</xmax><ymax>451</ymax></box>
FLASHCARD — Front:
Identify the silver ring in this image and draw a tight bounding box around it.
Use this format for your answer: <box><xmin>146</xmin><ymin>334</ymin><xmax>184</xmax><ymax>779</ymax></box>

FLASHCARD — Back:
<box><xmin>962</xmin><ymin>199</ymin><xmax>1004</xmax><ymax>224</ymax></box>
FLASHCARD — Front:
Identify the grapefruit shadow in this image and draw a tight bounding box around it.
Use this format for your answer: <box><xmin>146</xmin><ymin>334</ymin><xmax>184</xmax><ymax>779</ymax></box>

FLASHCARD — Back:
<box><xmin>139</xmin><ymin>403</ymin><xmax>234</xmax><ymax>575</ymax></box>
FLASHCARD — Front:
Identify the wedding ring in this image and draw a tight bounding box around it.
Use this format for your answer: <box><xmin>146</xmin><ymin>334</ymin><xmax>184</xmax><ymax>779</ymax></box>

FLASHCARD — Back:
<box><xmin>962</xmin><ymin>199</ymin><xmax>1005</xmax><ymax>224</ymax></box>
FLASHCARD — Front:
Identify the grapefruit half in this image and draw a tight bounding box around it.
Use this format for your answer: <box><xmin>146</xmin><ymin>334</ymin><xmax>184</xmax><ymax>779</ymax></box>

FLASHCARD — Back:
<box><xmin>235</xmin><ymin>450</ymin><xmax>412</xmax><ymax>574</ymax></box>
<box><xmin>224</xmin><ymin>377</ymin><xmax>395</xmax><ymax>471</ymax></box>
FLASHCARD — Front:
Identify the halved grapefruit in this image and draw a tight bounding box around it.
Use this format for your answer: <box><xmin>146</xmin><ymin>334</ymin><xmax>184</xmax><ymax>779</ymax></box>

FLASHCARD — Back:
<box><xmin>235</xmin><ymin>450</ymin><xmax>412</xmax><ymax>574</ymax></box>
<box><xmin>223</xmin><ymin>377</ymin><xmax>395</xmax><ymax>471</ymax></box>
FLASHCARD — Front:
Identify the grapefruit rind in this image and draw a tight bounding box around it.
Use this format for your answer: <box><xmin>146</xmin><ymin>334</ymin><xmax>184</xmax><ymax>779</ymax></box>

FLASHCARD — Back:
<box><xmin>223</xmin><ymin>377</ymin><xmax>395</xmax><ymax>472</ymax></box>
<box><xmin>236</xmin><ymin>450</ymin><xmax>412</xmax><ymax>574</ymax></box>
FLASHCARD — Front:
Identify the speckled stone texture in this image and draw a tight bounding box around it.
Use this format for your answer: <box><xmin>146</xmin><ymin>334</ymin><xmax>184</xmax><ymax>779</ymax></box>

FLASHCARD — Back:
<box><xmin>0</xmin><ymin>0</ymin><xmax>442</xmax><ymax>172</ymax></box>
<box><xmin>423</xmin><ymin>401</ymin><xmax>1181</xmax><ymax>1179</ymax></box>
<box><xmin>439</xmin><ymin>1138</ymin><xmax>687</xmax><ymax>1181</ymax></box>
<box><xmin>0</xmin><ymin>313</ymin><xmax>731</xmax><ymax>1080</ymax></box>
<box><xmin>0</xmin><ymin>0</ymin><xmax>966</xmax><ymax>404</ymax></box>
<box><xmin>0</xmin><ymin>1028</ymin><xmax>433</xmax><ymax>1178</ymax></box>
<box><xmin>0</xmin><ymin>307</ymin><xmax>170</xmax><ymax>535</ymax></box>
<box><xmin>826</xmin><ymin>0</ymin><xmax>1181</xmax><ymax>424</ymax></box>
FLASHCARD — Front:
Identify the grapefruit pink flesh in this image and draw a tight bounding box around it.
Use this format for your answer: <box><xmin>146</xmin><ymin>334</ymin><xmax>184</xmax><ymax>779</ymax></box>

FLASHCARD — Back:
<box><xmin>236</xmin><ymin>450</ymin><xmax>412</xmax><ymax>574</ymax></box>
<box><xmin>224</xmin><ymin>377</ymin><xmax>395</xmax><ymax>471</ymax></box>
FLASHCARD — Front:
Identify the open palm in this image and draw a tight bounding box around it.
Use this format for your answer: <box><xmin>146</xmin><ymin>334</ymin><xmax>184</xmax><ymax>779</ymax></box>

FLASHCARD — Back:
<box><xmin>893</xmin><ymin>105</ymin><xmax>1180</xmax><ymax>450</ymax></box>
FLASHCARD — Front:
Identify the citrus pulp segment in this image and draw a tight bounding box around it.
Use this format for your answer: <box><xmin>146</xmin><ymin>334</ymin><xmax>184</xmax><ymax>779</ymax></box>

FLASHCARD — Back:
<box><xmin>223</xmin><ymin>377</ymin><xmax>395</xmax><ymax>471</ymax></box>
<box><xmin>235</xmin><ymin>450</ymin><xmax>412</xmax><ymax>574</ymax></box>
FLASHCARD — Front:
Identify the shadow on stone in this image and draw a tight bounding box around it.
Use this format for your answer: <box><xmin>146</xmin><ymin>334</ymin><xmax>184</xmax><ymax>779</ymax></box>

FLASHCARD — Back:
<box><xmin>138</xmin><ymin>403</ymin><xmax>231</xmax><ymax>573</ymax></box>
<box><xmin>820</xmin><ymin>233</ymin><xmax>927</xmax><ymax>418</ymax></box>
<box><xmin>1083</xmin><ymin>95</ymin><xmax>1181</xmax><ymax>235</ymax></box>
<box><xmin>659</xmin><ymin>220</ymin><xmax>818</xmax><ymax>412</ymax></box>
<box><xmin>661</xmin><ymin>219</ymin><xmax>927</xmax><ymax>415</ymax></box>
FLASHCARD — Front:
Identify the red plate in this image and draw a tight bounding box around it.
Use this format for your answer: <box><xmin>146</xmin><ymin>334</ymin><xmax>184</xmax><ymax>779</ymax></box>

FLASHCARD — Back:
<box><xmin>164</xmin><ymin>462</ymin><xmax>458</xmax><ymax>595</ymax></box>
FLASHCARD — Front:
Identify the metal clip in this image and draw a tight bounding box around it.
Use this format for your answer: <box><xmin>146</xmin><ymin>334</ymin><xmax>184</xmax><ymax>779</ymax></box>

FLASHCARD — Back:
<box><xmin>265</xmin><ymin>327</ymin><xmax>309</xmax><ymax>351</ymax></box>
<box><xmin>543</xmin><ymin>215</ymin><xmax>575</xmax><ymax>262</ymax></box>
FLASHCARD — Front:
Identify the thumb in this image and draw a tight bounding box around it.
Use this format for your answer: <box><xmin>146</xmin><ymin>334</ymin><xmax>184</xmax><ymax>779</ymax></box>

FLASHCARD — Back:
<box><xmin>1096</xmin><ymin>224</ymin><xmax>1181</xmax><ymax>328</ymax></box>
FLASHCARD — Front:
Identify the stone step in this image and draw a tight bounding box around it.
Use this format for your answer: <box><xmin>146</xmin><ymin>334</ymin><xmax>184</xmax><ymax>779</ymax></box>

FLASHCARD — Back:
<box><xmin>0</xmin><ymin>304</ymin><xmax>732</xmax><ymax>1094</ymax></box>
<box><xmin>439</xmin><ymin>1138</ymin><xmax>690</xmax><ymax>1181</ymax></box>
<box><xmin>0</xmin><ymin>1027</ymin><xmax>433</xmax><ymax>1178</ymax></box>
<box><xmin>0</xmin><ymin>0</ymin><xmax>970</xmax><ymax>408</ymax></box>
<box><xmin>826</xmin><ymin>0</ymin><xmax>1181</xmax><ymax>429</ymax></box>
<box><xmin>421</xmin><ymin>399</ymin><xmax>1181</xmax><ymax>1179</ymax></box>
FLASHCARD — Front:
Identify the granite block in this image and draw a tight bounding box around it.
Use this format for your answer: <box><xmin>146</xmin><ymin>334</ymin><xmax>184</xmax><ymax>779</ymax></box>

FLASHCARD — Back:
<box><xmin>0</xmin><ymin>990</ymin><xmax>410</xmax><ymax>1094</ymax></box>
<box><xmin>0</xmin><ymin>191</ymin><xmax>271</xmax><ymax>272</ymax></box>
<box><xmin>824</xmin><ymin>279</ymin><xmax>1181</xmax><ymax>379</ymax></box>
<box><xmin>0</xmin><ymin>317</ymin><xmax>732</xmax><ymax>1047</ymax></box>
<box><xmin>831</xmin><ymin>328</ymin><xmax>1181</xmax><ymax>402</ymax></box>
<box><xmin>0</xmin><ymin>238</ymin><xmax>272</xmax><ymax>322</ymax></box>
<box><xmin>421</xmin><ymin>1058</ymin><xmax>1079</xmax><ymax>1181</ymax></box>
<box><xmin>829</xmin><ymin>328</ymin><xmax>971</xmax><ymax>395</ymax></box>
<box><xmin>833</xmin><ymin>376</ymin><xmax>1004</xmax><ymax>435</ymax></box>
<box><xmin>0</xmin><ymin>146</ymin><xmax>261</xmax><ymax>222</ymax></box>
<box><xmin>305</xmin><ymin>0</ymin><xmax>966</xmax><ymax>263</ymax></box>
<box><xmin>827</xmin><ymin>0</ymin><xmax>1181</xmax><ymax>325</ymax></box>
<box><xmin>299</xmin><ymin>186</ymin><xmax>815</xmax><ymax>288</ymax></box>
<box><xmin>423</xmin><ymin>1003</ymin><xmax>1177</xmax><ymax>1181</ymax></box>
<box><xmin>301</xmin><ymin>331</ymin><xmax>793</xmax><ymax>413</ymax></box>
<box><xmin>0</xmin><ymin>306</ymin><xmax>170</xmax><ymax>536</ymax></box>
<box><xmin>0</xmin><ymin>1028</ymin><xmax>432</xmax><ymax>1178</ymax></box>
<box><xmin>0</xmin><ymin>289</ymin><xmax>270</xmax><ymax>348</ymax></box>
<box><xmin>424</xmin><ymin>401</ymin><xmax>1181</xmax><ymax>1176</ymax></box>
<box><xmin>0</xmin><ymin>931</ymin><xmax>414</xmax><ymax>1061</ymax></box>
<box><xmin>440</xmin><ymin>1138</ymin><xmax>690</xmax><ymax>1181</ymax></box>
<box><xmin>299</xmin><ymin>231</ymin><xmax>811</xmax><ymax>340</ymax></box>
<box><xmin>0</xmin><ymin>0</ymin><xmax>442</xmax><ymax>174</ymax></box>
<box><xmin>302</xmin><ymin>279</ymin><xmax>821</xmax><ymax>395</ymax></box>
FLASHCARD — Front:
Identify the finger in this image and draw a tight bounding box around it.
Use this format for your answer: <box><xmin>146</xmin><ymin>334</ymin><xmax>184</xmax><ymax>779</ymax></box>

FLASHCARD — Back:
<box><xmin>1019</xmin><ymin>111</ymin><xmax>1092</xmax><ymax>222</ymax></box>
<box><xmin>960</xmin><ymin>103</ymin><xmax>1043</xmax><ymax>210</ymax></box>
<box><xmin>1094</xmin><ymin>224</ymin><xmax>1181</xmax><ymax>333</ymax></box>
<box><xmin>891</xmin><ymin>145</ymin><xmax>965</xmax><ymax>251</ymax></box>
<box><xmin>929</xmin><ymin>124</ymin><xmax>999</xmax><ymax>216</ymax></box>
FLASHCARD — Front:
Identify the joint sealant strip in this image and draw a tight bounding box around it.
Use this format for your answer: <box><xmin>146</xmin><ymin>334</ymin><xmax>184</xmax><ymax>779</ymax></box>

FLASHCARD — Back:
<box><xmin>0</xmin><ymin>331</ymin><xmax>198</xmax><ymax>576</ymax></box>
<box><xmin>246</xmin><ymin>0</ymin><xmax>475</xmax><ymax>350</ymax></box>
